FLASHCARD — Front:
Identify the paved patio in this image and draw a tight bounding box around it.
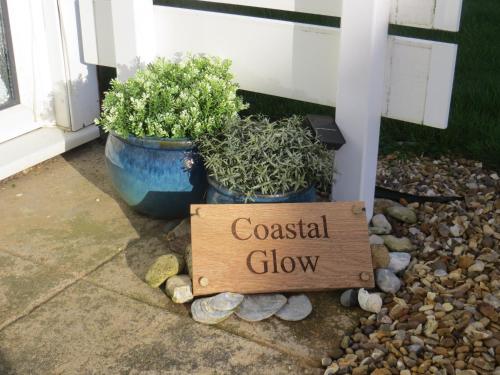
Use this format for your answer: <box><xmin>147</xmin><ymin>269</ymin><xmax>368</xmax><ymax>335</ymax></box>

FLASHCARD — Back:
<box><xmin>0</xmin><ymin>139</ymin><xmax>360</xmax><ymax>374</ymax></box>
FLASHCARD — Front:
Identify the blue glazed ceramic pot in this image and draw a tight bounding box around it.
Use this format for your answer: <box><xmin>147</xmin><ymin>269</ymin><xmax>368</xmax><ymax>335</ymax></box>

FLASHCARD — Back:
<box><xmin>206</xmin><ymin>177</ymin><xmax>316</xmax><ymax>204</ymax></box>
<box><xmin>105</xmin><ymin>132</ymin><xmax>207</xmax><ymax>219</ymax></box>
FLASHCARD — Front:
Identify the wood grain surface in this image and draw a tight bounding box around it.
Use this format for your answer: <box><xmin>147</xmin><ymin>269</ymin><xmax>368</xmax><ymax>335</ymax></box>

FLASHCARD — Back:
<box><xmin>190</xmin><ymin>202</ymin><xmax>374</xmax><ymax>296</ymax></box>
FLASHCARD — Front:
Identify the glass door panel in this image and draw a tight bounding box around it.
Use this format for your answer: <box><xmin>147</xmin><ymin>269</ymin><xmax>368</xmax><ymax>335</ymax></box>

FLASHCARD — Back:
<box><xmin>0</xmin><ymin>0</ymin><xmax>17</xmax><ymax>110</ymax></box>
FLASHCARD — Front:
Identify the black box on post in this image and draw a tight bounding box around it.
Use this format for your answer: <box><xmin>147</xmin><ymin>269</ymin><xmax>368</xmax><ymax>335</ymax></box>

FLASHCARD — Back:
<box><xmin>304</xmin><ymin>114</ymin><xmax>346</xmax><ymax>151</ymax></box>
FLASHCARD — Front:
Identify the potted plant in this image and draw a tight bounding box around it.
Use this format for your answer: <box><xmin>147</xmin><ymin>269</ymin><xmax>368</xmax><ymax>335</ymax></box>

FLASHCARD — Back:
<box><xmin>198</xmin><ymin>116</ymin><xmax>334</xmax><ymax>204</ymax></box>
<box><xmin>96</xmin><ymin>55</ymin><xmax>247</xmax><ymax>218</ymax></box>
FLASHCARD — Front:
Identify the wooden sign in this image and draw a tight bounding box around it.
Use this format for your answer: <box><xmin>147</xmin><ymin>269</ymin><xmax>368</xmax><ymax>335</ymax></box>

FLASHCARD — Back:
<box><xmin>190</xmin><ymin>202</ymin><xmax>374</xmax><ymax>296</ymax></box>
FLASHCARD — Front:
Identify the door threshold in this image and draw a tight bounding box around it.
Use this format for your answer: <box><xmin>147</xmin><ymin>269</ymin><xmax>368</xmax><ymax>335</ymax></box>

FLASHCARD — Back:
<box><xmin>0</xmin><ymin>125</ymin><xmax>100</xmax><ymax>181</ymax></box>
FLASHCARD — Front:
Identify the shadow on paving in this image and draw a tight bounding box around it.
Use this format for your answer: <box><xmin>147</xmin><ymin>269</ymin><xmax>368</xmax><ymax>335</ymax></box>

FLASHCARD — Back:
<box><xmin>0</xmin><ymin>351</ymin><xmax>12</xmax><ymax>374</ymax></box>
<box><xmin>62</xmin><ymin>137</ymin><xmax>185</xmax><ymax>288</ymax></box>
<box><xmin>62</xmin><ymin>138</ymin><xmax>362</xmax><ymax>367</ymax></box>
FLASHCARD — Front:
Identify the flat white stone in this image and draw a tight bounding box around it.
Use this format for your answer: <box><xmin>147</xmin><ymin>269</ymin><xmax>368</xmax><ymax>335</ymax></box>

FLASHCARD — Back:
<box><xmin>236</xmin><ymin>294</ymin><xmax>287</xmax><ymax>322</ymax></box>
<box><xmin>191</xmin><ymin>298</ymin><xmax>234</xmax><ymax>325</ymax></box>
<box><xmin>275</xmin><ymin>294</ymin><xmax>312</xmax><ymax>321</ymax></box>
<box><xmin>210</xmin><ymin>292</ymin><xmax>244</xmax><ymax>311</ymax></box>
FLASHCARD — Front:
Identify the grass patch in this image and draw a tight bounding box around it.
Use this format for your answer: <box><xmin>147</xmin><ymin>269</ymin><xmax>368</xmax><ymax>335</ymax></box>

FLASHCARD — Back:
<box><xmin>380</xmin><ymin>0</ymin><xmax>500</xmax><ymax>169</ymax></box>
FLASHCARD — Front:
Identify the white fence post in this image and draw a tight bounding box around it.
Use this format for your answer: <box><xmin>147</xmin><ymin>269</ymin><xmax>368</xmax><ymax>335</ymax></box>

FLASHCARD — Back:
<box><xmin>333</xmin><ymin>0</ymin><xmax>391</xmax><ymax>219</ymax></box>
<box><xmin>110</xmin><ymin>0</ymin><xmax>155</xmax><ymax>81</ymax></box>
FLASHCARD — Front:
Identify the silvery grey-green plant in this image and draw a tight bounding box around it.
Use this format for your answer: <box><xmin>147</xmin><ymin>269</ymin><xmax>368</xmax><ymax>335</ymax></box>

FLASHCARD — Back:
<box><xmin>198</xmin><ymin>116</ymin><xmax>335</xmax><ymax>197</ymax></box>
<box><xmin>96</xmin><ymin>55</ymin><xmax>248</xmax><ymax>139</ymax></box>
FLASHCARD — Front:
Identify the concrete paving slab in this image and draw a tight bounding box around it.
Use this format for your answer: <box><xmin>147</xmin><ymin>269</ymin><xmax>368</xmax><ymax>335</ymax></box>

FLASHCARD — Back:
<box><xmin>0</xmin><ymin>252</ymin><xmax>76</xmax><ymax>330</ymax></box>
<box><xmin>0</xmin><ymin>141</ymin><xmax>361</xmax><ymax>372</ymax></box>
<box><xmin>220</xmin><ymin>292</ymin><xmax>361</xmax><ymax>364</ymax></box>
<box><xmin>0</xmin><ymin>141</ymin><xmax>152</xmax><ymax>276</ymax></box>
<box><xmin>87</xmin><ymin>238</ymin><xmax>361</xmax><ymax>365</ymax></box>
<box><xmin>0</xmin><ymin>281</ymin><xmax>317</xmax><ymax>374</ymax></box>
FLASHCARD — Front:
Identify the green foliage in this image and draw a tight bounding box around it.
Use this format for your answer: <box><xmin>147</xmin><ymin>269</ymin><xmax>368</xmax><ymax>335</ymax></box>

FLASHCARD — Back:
<box><xmin>198</xmin><ymin>116</ymin><xmax>335</xmax><ymax>197</ymax></box>
<box><xmin>96</xmin><ymin>56</ymin><xmax>248</xmax><ymax>139</ymax></box>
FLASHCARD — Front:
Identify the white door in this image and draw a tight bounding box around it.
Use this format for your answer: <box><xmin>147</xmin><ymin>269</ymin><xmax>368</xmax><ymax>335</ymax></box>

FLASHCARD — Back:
<box><xmin>0</xmin><ymin>0</ymin><xmax>100</xmax><ymax>179</ymax></box>
<box><xmin>0</xmin><ymin>0</ymin><xmax>99</xmax><ymax>142</ymax></box>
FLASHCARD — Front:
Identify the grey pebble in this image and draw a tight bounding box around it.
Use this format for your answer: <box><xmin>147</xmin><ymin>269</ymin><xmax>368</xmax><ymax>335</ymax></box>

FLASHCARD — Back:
<box><xmin>376</xmin><ymin>268</ymin><xmax>402</xmax><ymax>294</ymax></box>
<box><xmin>386</xmin><ymin>206</ymin><xmax>417</xmax><ymax>224</ymax></box>
<box><xmin>382</xmin><ymin>235</ymin><xmax>414</xmax><ymax>251</ymax></box>
<box><xmin>340</xmin><ymin>289</ymin><xmax>359</xmax><ymax>307</ymax></box>
<box><xmin>387</xmin><ymin>252</ymin><xmax>411</xmax><ymax>273</ymax></box>
<box><xmin>369</xmin><ymin>234</ymin><xmax>385</xmax><ymax>245</ymax></box>
<box><xmin>371</xmin><ymin>214</ymin><xmax>392</xmax><ymax>234</ymax></box>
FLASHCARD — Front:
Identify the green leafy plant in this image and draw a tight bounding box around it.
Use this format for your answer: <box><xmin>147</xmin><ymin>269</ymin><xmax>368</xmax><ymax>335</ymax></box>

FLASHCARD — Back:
<box><xmin>198</xmin><ymin>116</ymin><xmax>335</xmax><ymax>197</ymax></box>
<box><xmin>96</xmin><ymin>55</ymin><xmax>248</xmax><ymax>139</ymax></box>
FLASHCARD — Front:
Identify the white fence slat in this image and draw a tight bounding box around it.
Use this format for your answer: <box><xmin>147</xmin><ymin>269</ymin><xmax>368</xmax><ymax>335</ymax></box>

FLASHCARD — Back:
<box><xmin>390</xmin><ymin>0</ymin><xmax>462</xmax><ymax>31</ymax></box>
<box><xmin>383</xmin><ymin>37</ymin><xmax>456</xmax><ymax>129</ymax></box>
<box><xmin>94</xmin><ymin>0</ymin><xmax>116</xmax><ymax>68</ymax></box>
<box><xmin>383</xmin><ymin>38</ymin><xmax>430</xmax><ymax>125</ymax></box>
<box><xmin>423</xmin><ymin>42</ymin><xmax>457</xmax><ymax>128</ymax></box>
<box><xmin>195</xmin><ymin>0</ymin><xmax>462</xmax><ymax>31</ymax></box>
<box><xmin>78</xmin><ymin>0</ymin><xmax>99</xmax><ymax>65</ymax></box>
<box><xmin>79</xmin><ymin>0</ymin><xmax>117</xmax><ymax>67</ymax></box>
<box><xmin>390</xmin><ymin>0</ymin><xmax>434</xmax><ymax>29</ymax></box>
<box><xmin>434</xmin><ymin>0</ymin><xmax>463</xmax><ymax>32</ymax></box>
<box><xmin>111</xmin><ymin>0</ymin><xmax>155</xmax><ymax>81</ymax></box>
<box><xmin>333</xmin><ymin>0</ymin><xmax>391</xmax><ymax>219</ymax></box>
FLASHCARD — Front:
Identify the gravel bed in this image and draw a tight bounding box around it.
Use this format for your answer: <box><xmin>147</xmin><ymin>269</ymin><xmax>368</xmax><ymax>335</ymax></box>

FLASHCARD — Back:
<box><xmin>324</xmin><ymin>155</ymin><xmax>499</xmax><ymax>375</ymax></box>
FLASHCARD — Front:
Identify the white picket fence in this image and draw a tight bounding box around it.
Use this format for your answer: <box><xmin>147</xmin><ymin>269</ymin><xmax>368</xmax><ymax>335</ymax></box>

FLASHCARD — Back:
<box><xmin>79</xmin><ymin>0</ymin><xmax>463</xmax><ymax>218</ymax></box>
